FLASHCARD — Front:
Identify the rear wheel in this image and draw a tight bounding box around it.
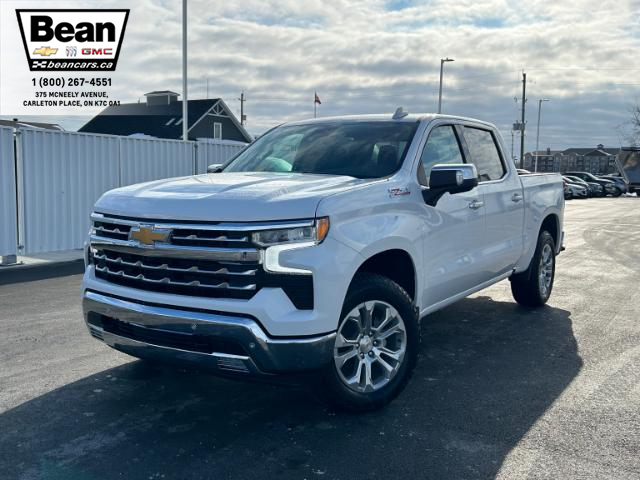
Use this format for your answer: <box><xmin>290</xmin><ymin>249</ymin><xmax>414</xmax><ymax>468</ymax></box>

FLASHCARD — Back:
<box><xmin>320</xmin><ymin>273</ymin><xmax>419</xmax><ymax>412</ymax></box>
<box><xmin>510</xmin><ymin>230</ymin><xmax>556</xmax><ymax>307</ymax></box>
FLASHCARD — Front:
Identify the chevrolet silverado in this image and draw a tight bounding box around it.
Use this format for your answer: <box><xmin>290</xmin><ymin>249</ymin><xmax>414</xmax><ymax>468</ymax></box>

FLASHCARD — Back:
<box><xmin>83</xmin><ymin>112</ymin><xmax>564</xmax><ymax>411</ymax></box>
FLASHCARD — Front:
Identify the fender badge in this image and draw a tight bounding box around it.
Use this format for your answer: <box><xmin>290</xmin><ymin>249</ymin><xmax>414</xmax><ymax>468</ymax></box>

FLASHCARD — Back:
<box><xmin>388</xmin><ymin>187</ymin><xmax>411</xmax><ymax>197</ymax></box>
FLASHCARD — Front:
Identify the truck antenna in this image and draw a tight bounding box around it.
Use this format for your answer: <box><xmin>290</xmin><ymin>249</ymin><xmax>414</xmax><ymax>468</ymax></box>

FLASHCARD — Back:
<box><xmin>393</xmin><ymin>107</ymin><xmax>409</xmax><ymax>119</ymax></box>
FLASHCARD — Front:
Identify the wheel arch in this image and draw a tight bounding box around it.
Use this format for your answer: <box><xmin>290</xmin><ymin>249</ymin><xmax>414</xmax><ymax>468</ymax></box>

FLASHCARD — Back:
<box><xmin>349</xmin><ymin>248</ymin><xmax>417</xmax><ymax>304</ymax></box>
<box><xmin>540</xmin><ymin>213</ymin><xmax>560</xmax><ymax>247</ymax></box>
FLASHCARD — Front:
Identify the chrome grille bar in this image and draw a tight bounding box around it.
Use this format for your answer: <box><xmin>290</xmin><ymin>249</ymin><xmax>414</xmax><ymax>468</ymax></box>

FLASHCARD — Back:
<box><xmin>95</xmin><ymin>265</ymin><xmax>256</xmax><ymax>291</ymax></box>
<box><xmin>171</xmin><ymin>233</ymin><xmax>249</xmax><ymax>243</ymax></box>
<box><xmin>94</xmin><ymin>252</ymin><xmax>257</xmax><ymax>276</ymax></box>
<box><xmin>91</xmin><ymin>212</ymin><xmax>314</xmax><ymax>232</ymax></box>
<box><xmin>90</xmin><ymin>236</ymin><xmax>261</xmax><ymax>262</ymax></box>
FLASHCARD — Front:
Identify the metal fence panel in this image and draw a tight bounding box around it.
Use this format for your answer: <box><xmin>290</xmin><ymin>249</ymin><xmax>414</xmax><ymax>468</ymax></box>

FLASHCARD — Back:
<box><xmin>16</xmin><ymin>132</ymin><xmax>247</xmax><ymax>254</ymax></box>
<box><xmin>120</xmin><ymin>137</ymin><xmax>195</xmax><ymax>186</ymax></box>
<box><xmin>196</xmin><ymin>140</ymin><xmax>246</xmax><ymax>174</ymax></box>
<box><xmin>19</xmin><ymin>129</ymin><xmax>120</xmax><ymax>254</ymax></box>
<box><xmin>0</xmin><ymin>127</ymin><xmax>17</xmax><ymax>257</ymax></box>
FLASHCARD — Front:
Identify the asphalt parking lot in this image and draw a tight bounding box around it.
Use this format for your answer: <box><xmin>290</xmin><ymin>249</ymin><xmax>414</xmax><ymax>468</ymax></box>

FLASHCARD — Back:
<box><xmin>1</xmin><ymin>197</ymin><xmax>639</xmax><ymax>480</ymax></box>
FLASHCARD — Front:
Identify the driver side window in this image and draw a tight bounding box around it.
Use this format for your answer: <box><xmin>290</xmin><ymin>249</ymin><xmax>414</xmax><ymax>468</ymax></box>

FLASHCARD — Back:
<box><xmin>418</xmin><ymin>126</ymin><xmax>464</xmax><ymax>185</ymax></box>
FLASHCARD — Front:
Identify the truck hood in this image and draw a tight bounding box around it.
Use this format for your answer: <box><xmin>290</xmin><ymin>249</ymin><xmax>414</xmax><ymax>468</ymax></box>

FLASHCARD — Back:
<box><xmin>95</xmin><ymin>172</ymin><xmax>366</xmax><ymax>222</ymax></box>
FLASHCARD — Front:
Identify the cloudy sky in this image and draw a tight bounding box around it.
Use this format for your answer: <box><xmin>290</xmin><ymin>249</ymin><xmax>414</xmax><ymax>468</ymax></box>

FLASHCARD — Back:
<box><xmin>1</xmin><ymin>0</ymin><xmax>640</xmax><ymax>155</ymax></box>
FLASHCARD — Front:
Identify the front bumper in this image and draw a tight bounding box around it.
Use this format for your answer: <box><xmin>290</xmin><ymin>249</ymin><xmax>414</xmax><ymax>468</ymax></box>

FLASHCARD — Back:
<box><xmin>83</xmin><ymin>290</ymin><xmax>335</xmax><ymax>377</ymax></box>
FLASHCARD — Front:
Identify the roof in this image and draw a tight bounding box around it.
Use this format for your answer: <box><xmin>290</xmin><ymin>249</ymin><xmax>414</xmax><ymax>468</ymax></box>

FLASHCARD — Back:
<box><xmin>288</xmin><ymin>113</ymin><xmax>496</xmax><ymax>128</ymax></box>
<box><xmin>563</xmin><ymin>147</ymin><xmax>619</xmax><ymax>155</ymax></box>
<box><xmin>145</xmin><ymin>90</ymin><xmax>179</xmax><ymax>96</ymax></box>
<box><xmin>78</xmin><ymin>98</ymin><xmax>251</xmax><ymax>142</ymax></box>
<box><xmin>529</xmin><ymin>150</ymin><xmax>562</xmax><ymax>156</ymax></box>
<box><xmin>0</xmin><ymin>119</ymin><xmax>64</xmax><ymax>131</ymax></box>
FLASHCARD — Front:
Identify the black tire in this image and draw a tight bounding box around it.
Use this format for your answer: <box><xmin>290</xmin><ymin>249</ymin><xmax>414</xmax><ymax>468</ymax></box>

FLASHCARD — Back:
<box><xmin>319</xmin><ymin>273</ymin><xmax>419</xmax><ymax>412</ymax></box>
<box><xmin>611</xmin><ymin>187</ymin><xmax>622</xmax><ymax>197</ymax></box>
<box><xmin>510</xmin><ymin>230</ymin><xmax>556</xmax><ymax>307</ymax></box>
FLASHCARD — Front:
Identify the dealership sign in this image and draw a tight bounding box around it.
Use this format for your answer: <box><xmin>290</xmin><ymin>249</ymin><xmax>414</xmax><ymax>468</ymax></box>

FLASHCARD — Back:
<box><xmin>16</xmin><ymin>9</ymin><xmax>129</xmax><ymax>71</ymax></box>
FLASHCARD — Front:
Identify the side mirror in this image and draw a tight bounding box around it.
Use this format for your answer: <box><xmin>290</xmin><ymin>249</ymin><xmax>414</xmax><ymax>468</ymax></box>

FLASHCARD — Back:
<box><xmin>422</xmin><ymin>163</ymin><xmax>478</xmax><ymax>206</ymax></box>
<box><xmin>207</xmin><ymin>163</ymin><xmax>224</xmax><ymax>173</ymax></box>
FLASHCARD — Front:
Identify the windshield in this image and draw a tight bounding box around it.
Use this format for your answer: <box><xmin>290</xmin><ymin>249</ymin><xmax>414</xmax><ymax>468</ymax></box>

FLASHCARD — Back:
<box><xmin>223</xmin><ymin>121</ymin><xmax>418</xmax><ymax>179</ymax></box>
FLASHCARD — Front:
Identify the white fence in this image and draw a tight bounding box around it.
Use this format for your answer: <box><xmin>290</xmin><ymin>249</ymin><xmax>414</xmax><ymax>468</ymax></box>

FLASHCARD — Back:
<box><xmin>120</xmin><ymin>136</ymin><xmax>195</xmax><ymax>186</ymax></box>
<box><xmin>0</xmin><ymin>127</ymin><xmax>17</xmax><ymax>257</ymax></box>
<box><xmin>196</xmin><ymin>139</ymin><xmax>243</xmax><ymax>174</ymax></box>
<box><xmin>1</xmin><ymin>128</ymin><xmax>246</xmax><ymax>257</ymax></box>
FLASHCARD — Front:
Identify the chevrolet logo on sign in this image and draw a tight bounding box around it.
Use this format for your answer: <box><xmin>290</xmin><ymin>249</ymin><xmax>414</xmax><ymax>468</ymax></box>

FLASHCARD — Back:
<box><xmin>129</xmin><ymin>225</ymin><xmax>171</xmax><ymax>246</ymax></box>
<box><xmin>33</xmin><ymin>46</ymin><xmax>58</xmax><ymax>56</ymax></box>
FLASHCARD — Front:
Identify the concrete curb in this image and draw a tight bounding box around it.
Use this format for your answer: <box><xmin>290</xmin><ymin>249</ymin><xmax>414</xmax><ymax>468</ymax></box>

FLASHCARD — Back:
<box><xmin>0</xmin><ymin>259</ymin><xmax>85</xmax><ymax>285</ymax></box>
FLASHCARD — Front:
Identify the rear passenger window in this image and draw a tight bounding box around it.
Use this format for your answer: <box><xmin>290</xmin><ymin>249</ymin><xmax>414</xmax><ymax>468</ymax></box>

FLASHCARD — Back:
<box><xmin>418</xmin><ymin>126</ymin><xmax>464</xmax><ymax>185</ymax></box>
<box><xmin>463</xmin><ymin>127</ymin><xmax>505</xmax><ymax>181</ymax></box>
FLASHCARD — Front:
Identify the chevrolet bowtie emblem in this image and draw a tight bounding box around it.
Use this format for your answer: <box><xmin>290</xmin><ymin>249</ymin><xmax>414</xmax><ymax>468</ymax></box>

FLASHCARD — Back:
<box><xmin>129</xmin><ymin>225</ymin><xmax>171</xmax><ymax>246</ymax></box>
<box><xmin>33</xmin><ymin>46</ymin><xmax>58</xmax><ymax>56</ymax></box>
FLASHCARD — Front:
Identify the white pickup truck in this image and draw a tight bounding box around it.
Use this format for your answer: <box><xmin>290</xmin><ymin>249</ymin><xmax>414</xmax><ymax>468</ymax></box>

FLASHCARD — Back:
<box><xmin>83</xmin><ymin>113</ymin><xmax>564</xmax><ymax>411</ymax></box>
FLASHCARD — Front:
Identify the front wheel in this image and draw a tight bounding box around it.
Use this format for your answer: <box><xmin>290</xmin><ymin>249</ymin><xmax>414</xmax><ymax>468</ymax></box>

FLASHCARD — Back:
<box><xmin>320</xmin><ymin>273</ymin><xmax>419</xmax><ymax>412</ymax></box>
<box><xmin>510</xmin><ymin>230</ymin><xmax>556</xmax><ymax>307</ymax></box>
<box><xmin>611</xmin><ymin>187</ymin><xmax>622</xmax><ymax>197</ymax></box>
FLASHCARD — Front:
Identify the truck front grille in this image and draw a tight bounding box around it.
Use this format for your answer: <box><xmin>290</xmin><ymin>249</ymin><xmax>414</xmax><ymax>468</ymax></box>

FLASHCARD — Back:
<box><xmin>93</xmin><ymin>249</ymin><xmax>258</xmax><ymax>299</ymax></box>
<box><xmin>89</xmin><ymin>213</ymin><xmax>314</xmax><ymax>309</ymax></box>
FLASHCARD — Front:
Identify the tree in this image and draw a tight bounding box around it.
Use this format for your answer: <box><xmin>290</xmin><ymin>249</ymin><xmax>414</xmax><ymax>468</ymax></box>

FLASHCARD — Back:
<box><xmin>629</xmin><ymin>105</ymin><xmax>640</xmax><ymax>147</ymax></box>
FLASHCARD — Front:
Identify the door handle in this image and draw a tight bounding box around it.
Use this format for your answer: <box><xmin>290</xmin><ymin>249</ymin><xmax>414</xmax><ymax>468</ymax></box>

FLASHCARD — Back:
<box><xmin>511</xmin><ymin>193</ymin><xmax>523</xmax><ymax>202</ymax></box>
<box><xmin>468</xmin><ymin>200</ymin><xmax>484</xmax><ymax>210</ymax></box>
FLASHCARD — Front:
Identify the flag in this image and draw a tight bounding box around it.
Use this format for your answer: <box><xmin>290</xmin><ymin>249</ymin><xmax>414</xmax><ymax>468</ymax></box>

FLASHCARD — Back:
<box><xmin>314</xmin><ymin>92</ymin><xmax>321</xmax><ymax>105</ymax></box>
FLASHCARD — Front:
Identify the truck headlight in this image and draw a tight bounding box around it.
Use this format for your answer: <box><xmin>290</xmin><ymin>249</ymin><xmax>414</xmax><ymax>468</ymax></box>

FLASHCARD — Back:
<box><xmin>257</xmin><ymin>218</ymin><xmax>330</xmax><ymax>274</ymax></box>
<box><xmin>252</xmin><ymin>217</ymin><xmax>330</xmax><ymax>247</ymax></box>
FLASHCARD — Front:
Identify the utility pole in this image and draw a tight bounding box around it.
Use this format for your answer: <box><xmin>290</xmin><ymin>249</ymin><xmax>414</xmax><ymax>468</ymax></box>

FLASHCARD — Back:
<box><xmin>519</xmin><ymin>72</ymin><xmax>526</xmax><ymax>168</ymax></box>
<box><xmin>511</xmin><ymin>130</ymin><xmax>515</xmax><ymax>162</ymax></box>
<box><xmin>535</xmin><ymin>98</ymin><xmax>549</xmax><ymax>172</ymax></box>
<box><xmin>181</xmin><ymin>0</ymin><xmax>188</xmax><ymax>141</ymax></box>
<box><xmin>438</xmin><ymin>57</ymin><xmax>454</xmax><ymax>114</ymax></box>
<box><xmin>238</xmin><ymin>91</ymin><xmax>245</xmax><ymax>126</ymax></box>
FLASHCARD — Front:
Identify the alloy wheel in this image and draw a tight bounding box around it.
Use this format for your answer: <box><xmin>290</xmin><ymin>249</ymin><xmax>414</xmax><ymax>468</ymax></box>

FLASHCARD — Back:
<box><xmin>334</xmin><ymin>301</ymin><xmax>407</xmax><ymax>393</ymax></box>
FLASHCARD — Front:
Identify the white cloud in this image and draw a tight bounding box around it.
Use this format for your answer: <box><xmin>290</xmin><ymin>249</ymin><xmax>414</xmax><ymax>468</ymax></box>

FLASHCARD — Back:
<box><xmin>1</xmin><ymin>0</ymin><xmax>639</xmax><ymax>151</ymax></box>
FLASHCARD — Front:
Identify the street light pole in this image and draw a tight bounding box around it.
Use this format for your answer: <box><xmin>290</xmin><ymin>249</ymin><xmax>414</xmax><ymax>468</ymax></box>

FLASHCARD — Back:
<box><xmin>534</xmin><ymin>98</ymin><xmax>549</xmax><ymax>172</ymax></box>
<box><xmin>437</xmin><ymin>57</ymin><xmax>454</xmax><ymax>114</ymax></box>
<box><xmin>182</xmin><ymin>0</ymin><xmax>188</xmax><ymax>141</ymax></box>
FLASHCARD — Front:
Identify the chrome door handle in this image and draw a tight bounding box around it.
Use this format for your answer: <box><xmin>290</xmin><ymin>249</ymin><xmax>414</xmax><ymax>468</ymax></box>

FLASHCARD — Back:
<box><xmin>468</xmin><ymin>200</ymin><xmax>484</xmax><ymax>210</ymax></box>
<box><xmin>511</xmin><ymin>193</ymin><xmax>523</xmax><ymax>202</ymax></box>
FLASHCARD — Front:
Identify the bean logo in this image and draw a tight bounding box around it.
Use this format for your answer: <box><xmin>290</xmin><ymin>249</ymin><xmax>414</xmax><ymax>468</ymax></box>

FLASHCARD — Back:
<box><xmin>16</xmin><ymin>9</ymin><xmax>129</xmax><ymax>71</ymax></box>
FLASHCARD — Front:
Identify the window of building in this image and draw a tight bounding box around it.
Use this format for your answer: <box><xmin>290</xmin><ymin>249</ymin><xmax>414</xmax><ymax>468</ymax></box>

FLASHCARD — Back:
<box><xmin>214</xmin><ymin>122</ymin><xmax>222</xmax><ymax>139</ymax></box>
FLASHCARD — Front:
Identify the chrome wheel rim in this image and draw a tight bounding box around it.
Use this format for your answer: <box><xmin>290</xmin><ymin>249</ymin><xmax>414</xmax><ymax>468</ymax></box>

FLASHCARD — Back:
<box><xmin>538</xmin><ymin>244</ymin><xmax>554</xmax><ymax>298</ymax></box>
<box><xmin>334</xmin><ymin>301</ymin><xmax>407</xmax><ymax>393</ymax></box>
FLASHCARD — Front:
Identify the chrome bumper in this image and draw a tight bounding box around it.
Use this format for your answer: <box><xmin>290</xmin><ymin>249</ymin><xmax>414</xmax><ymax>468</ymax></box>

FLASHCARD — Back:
<box><xmin>83</xmin><ymin>290</ymin><xmax>335</xmax><ymax>376</ymax></box>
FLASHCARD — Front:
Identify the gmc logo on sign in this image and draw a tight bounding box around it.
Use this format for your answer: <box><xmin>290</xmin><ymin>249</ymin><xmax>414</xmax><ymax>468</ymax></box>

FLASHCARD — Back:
<box><xmin>16</xmin><ymin>9</ymin><xmax>129</xmax><ymax>71</ymax></box>
<box><xmin>82</xmin><ymin>49</ymin><xmax>114</xmax><ymax>56</ymax></box>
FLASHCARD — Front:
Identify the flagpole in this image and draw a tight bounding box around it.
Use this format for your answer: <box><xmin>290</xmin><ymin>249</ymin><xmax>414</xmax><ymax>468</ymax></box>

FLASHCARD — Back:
<box><xmin>314</xmin><ymin>92</ymin><xmax>317</xmax><ymax>118</ymax></box>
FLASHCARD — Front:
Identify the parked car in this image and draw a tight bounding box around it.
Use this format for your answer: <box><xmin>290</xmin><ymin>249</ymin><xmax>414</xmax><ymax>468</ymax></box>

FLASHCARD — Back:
<box><xmin>565</xmin><ymin>171</ymin><xmax>621</xmax><ymax>196</ymax></box>
<box><xmin>82</xmin><ymin>113</ymin><xmax>565</xmax><ymax>411</ymax></box>
<box><xmin>615</xmin><ymin>148</ymin><xmax>640</xmax><ymax>195</ymax></box>
<box><xmin>599</xmin><ymin>175</ymin><xmax>628</xmax><ymax>194</ymax></box>
<box><xmin>564</xmin><ymin>175</ymin><xmax>604</xmax><ymax>197</ymax></box>
<box><xmin>563</xmin><ymin>178</ymin><xmax>588</xmax><ymax>199</ymax></box>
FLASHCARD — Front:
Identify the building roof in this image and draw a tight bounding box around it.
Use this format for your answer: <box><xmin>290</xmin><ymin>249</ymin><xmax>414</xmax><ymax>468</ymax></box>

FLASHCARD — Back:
<box><xmin>529</xmin><ymin>150</ymin><xmax>562</xmax><ymax>156</ymax></box>
<box><xmin>563</xmin><ymin>147</ymin><xmax>619</xmax><ymax>155</ymax></box>
<box><xmin>78</xmin><ymin>98</ymin><xmax>252</xmax><ymax>142</ymax></box>
<box><xmin>144</xmin><ymin>90</ymin><xmax>179</xmax><ymax>97</ymax></box>
<box><xmin>0</xmin><ymin>119</ymin><xmax>64</xmax><ymax>131</ymax></box>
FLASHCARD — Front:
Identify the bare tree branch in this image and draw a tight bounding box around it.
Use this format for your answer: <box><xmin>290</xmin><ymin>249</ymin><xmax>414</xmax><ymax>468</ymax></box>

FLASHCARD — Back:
<box><xmin>630</xmin><ymin>104</ymin><xmax>640</xmax><ymax>147</ymax></box>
